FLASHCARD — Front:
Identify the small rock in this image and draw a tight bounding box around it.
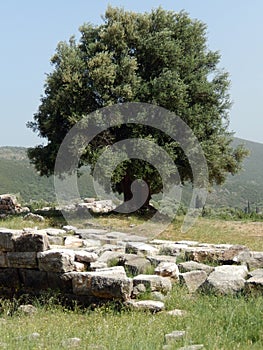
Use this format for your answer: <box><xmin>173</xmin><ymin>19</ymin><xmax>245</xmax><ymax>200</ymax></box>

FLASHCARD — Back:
<box><xmin>125</xmin><ymin>300</ymin><xmax>165</xmax><ymax>313</ymax></box>
<box><xmin>18</xmin><ymin>304</ymin><xmax>37</xmax><ymax>316</ymax></box>
<box><xmin>82</xmin><ymin>239</ymin><xmax>101</xmax><ymax>248</ymax></box>
<box><xmin>132</xmin><ymin>283</ymin><xmax>147</xmax><ymax>297</ymax></box>
<box><xmin>73</xmin><ymin>262</ymin><xmax>86</xmax><ymax>272</ymax></box>
<box><xmin>28</xmin><ymin>332</ymin><xmax>40</xmax><ymax>339</ymax></box>
<box><xmin>23</xmin><ymin>213</ymin><xmax>45</xmax><ymax>222</ymax></box>
<box><xmin>155</xmin><ymin>262</ymin><xmax>179</xmax><ymax>279</ymax></box>
<box><xmin>106</xmin><ymin>232</ymin><xmax>129</xmax><ymax>240</ymax></box>
<box><xmin>165</xmin><ymin>330</ymin><xmax>186</xmax><ymax>343</ymax></box>
<box><xmin>176</xmin><ymin>240</ymin><xmax>199</xmax><ymax>246</ymax></box>
<box><xmin>166</xmin><ymin>309</ymin><xmax>187</xmax><ymax>317</ymax></box>
<box><xmin>61</xmin><ymin>337</ymin><xmax>81</xmax><ymax>348</ymax></box>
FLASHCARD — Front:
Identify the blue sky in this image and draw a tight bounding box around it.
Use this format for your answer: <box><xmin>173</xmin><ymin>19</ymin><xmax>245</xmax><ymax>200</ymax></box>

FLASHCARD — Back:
<box><xmin>0</xmin><ymin>0</ymin><xmax>262</xmax><ymax>146</ymax></box>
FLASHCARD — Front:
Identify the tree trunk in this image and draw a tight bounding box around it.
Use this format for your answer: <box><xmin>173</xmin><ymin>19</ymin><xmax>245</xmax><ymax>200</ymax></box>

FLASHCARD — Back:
<box><xmin>119</xmin><ymin>173</ymin><xmax>152</xmax><ymax>211</ymax></box>
<box><xmin>121</xmin><ymin>173</ymin><xmax>133</xmax><ymax>202</ymax></box>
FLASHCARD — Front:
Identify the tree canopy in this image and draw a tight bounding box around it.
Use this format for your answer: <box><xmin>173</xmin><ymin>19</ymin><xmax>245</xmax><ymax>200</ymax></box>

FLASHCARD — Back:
<box><xmin>27</xmin><ymin>6</ymin><xmax>247</xmax><ymax>207</ymax></box>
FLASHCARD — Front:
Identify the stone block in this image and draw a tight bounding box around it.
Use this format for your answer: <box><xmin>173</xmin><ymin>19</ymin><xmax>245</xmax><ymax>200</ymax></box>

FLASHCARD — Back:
<box><xmin>75</xmin><ymin>251</ymin><xmax>98</xmax><ymax>263</ymax></box>
<box><xmin>47</xmin><ymin>272</ymin><xmax>74</xmax><ymax>293</ymax></box>
<box><xmin>125</xmin><ymin>299</ymin><xmax>165</xmax><ymax>313</ymax></box>
<box><xmin>72</xmin><ymin>266</ymin><xmax>132</xmax><ymax>300</ymax></box>
<box><xmin>97</xmin><ymin>251</ymin><xmax>122</xmax><ymax>265</ymax></box>
<box><xmin>0</xmin><ymin>252</ymin><xmax>8</xmax><ymax>267</ymax></box>
<box><xmin>73</xmin><ymin>262</ymin><xmax>86</xmax><ymax>272</ymax></box>
<box><xmin>179</xmin><ymin>270</ymin><xmax>207</xmax><ymax>293</ymax></box>
<box><xmin>47</xmin><ymin>235</ymin><xmax>65</xmax><ymax>246</ymax></box>
<box><xmin>64</xmin><ymin>236</ymin><xmax>83</xmax><ymax>248</ymax></box>
<box><xmin>19</xmin><ymin>269</ymin><xmax>48</xmax><ymax>290</ymax></box>
<box><xmin>245</xmin><ymin>275</ymin><xmax>263</xmax><ymax>295</ymax></box>
<box><xmin>14</xmin><ymin>231</ymin><xmax>49</xmax><ymax>252</ymax></box>
<box><xmin>125</xmin><ymin>242</ymin><xmax>159</xmax><ymax>256</ymax></box>
<box><xmin>7</xmin><ymin>252</ymin><xmax>38</xmax><ymax>269</ymax></box>
<box><xmin>247</xmin><ymin>252</ymin><xmax>263</xmax><ymax>270</ymax></box>
<box><xmin>124</xmin><ymin>257</ymin><xmax>151</xmax><ymax>276</ymax></box>
<box><xmin>147</xmin><ymin>255</ymin><xmax>177</xmax><ymax>267</ymax></box>
<box><xmin>133</xmin><ymin>274</ymin><xmax>172</xmax><ymax>294</ymax></box>
<box><xmin>178</xmin><ymin>261</ymin><xmax>214</xmax><ymax>274</ymax></box>
<box><xmin>89</xmin><ymin>262</ymin><xmax>108</xmax><ymax>271</ymax></box>
<box><xmin>38</xmin><ymin>249</ymin><xmax>75</xmax><ymax>273</ymax></box>
<box><xmin>159</xmin><ymin>243</ymin><xmax>189</xmax><ymax>257</ymax></box>
<box><xmin>248</xmin><ymin>268</ymin><xmax>263</xmax><ymax>278</ymax></box>
<box><xmin>0</xmin><ymin>229</ymin><xmax>20</xmax><ymax>251</ymax></box>
<box><xmin>155</xmin><ymin>262</ymin><xmax>179</xmax><ymax>279</ymax></box>
<box><xmin>0</xmin><ymin>268</ymin><xmax>20</xmax><ymax>288</ymax></box>
<box><xmin>199</xmin><ymin>265</ymin><xmax>248</xmax><ymax>295</ymax></box>
<box><xmin>185</xmin><ymin>244</ymin><xmax>250</xmax><ymax>264</ymax></box>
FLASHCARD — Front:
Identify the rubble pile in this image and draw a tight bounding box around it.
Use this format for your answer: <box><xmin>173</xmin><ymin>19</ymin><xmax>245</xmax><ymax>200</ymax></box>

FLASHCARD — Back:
<box><xmin>0</xmin><ymin>194</ymin><xmax>29</xmax><ymax>215</ymax></box>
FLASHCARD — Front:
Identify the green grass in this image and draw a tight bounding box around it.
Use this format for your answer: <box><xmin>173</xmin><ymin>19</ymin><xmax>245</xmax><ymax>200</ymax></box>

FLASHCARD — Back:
<box><xmin>0</xmin><ymin>286</ymin><xmax>263</xmax><ymax>349</ymax></box>
<box><xmin>0</xmin><ymin>215</ymin><xmax>65</xmax><ymax>230</ymax></box>
<box><xmin>81</xmin><ymin>213</ymin><xmax>263</xmax><ymax>251</ymax></box>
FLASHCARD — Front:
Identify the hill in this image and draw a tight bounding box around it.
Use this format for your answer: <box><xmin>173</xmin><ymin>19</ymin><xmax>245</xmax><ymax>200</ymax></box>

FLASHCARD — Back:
<box><xmin>0</xmin><ymin>147</ymin><xmax>95</xmax><ymax>203</ymax></box>
<box><xmin>0</xmin><ymin>149</ymin><xmax>55</xmax><ymax>203</ymax></box>
<box><xmin>0</xmin><ymin>138</ymin><xmax>262</xmax><ymax>208</ymax></box>
<box><xmin>206</xmin><ymin>138</ymin><xmax>263</xmax><ymax>210</ymax></box>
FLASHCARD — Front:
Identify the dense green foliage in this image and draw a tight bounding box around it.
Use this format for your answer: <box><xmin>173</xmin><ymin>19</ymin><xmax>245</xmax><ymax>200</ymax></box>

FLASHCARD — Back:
<box><xmin>27</xmin><ymin>6</ymin><xmax>247</xmax><ymax>206</ymax></box>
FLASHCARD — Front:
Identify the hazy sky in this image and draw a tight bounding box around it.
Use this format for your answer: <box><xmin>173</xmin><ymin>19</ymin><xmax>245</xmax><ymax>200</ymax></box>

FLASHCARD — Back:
<box><xmin>0</xmin><ymin>0</ymin><xmax>262</xmax><ymax>146</ymax></box>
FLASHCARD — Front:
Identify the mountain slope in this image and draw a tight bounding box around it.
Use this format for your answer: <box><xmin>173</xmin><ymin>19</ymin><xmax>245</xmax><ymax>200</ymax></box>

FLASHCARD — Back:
<box><xmin>0</xmin><ymin>153</ymin><xmax>55</xmax><ymax>202</ymax></box>
<box><xmin>0</xmin><ymin>138</ymin><xmax>262</xmax><ymax>208</ymax></box>
<box><xmin>207</xmin><ymin>138</ymin><xmax>263</xmax><ymax>209</ymax></box>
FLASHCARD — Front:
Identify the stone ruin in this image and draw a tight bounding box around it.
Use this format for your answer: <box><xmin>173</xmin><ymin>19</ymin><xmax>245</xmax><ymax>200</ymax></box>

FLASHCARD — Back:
<box><xmin>0</xmin><ymin>194</ymin><xmax>29</xmax><ymax>216</ymax></box>
<box><xmin>57</xmin><ymin>198</ymin><xmax>116</xmax><ymax>215</ymax></box>
<box><xmin>0</xmin><ymin>194</ymin><xmax>115</xmax><ymax>218</ymax></box>
<box><xmin>0</xmin><ymin>225</ymin><xmax>262</xmax><ymax>309</ymax></box>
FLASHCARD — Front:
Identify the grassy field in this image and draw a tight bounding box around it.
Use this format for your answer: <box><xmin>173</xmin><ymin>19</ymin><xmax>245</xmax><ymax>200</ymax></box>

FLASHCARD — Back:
<box><xmin>0</xmin><ymin>285</ymin><xmax>263</xmax><ymax>349</ymax></box>
<box><xmin>0</xmin><ymin>213</ymin><xmax>263</xmax><ymax>349</ymax></box>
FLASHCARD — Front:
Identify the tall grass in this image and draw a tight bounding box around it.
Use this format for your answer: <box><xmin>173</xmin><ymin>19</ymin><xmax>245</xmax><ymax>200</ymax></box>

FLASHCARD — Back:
<box><xmin>0</xmin><ymin>285</ymin><xmax>263</xmax><ymax>349</ymax></box>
